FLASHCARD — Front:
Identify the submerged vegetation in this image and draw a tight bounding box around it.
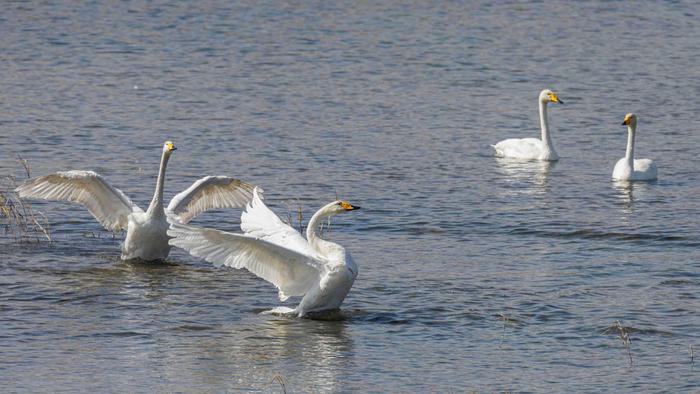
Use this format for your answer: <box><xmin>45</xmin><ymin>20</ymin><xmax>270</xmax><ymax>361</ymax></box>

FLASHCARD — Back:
<box><xmin>604</xmin><ymin>320</ymin><xmax>633</xmax><ymax>366</ymax></box>
<box><xmin>0</xmin><ymin>156</ymin><xmax>51</xmax><ymax>243</ymax></box>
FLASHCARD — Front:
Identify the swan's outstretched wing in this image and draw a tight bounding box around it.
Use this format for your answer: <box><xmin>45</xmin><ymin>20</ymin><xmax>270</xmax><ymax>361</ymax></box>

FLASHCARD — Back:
<box><xmin>168</xmin><ymin>222</ymin><xmax>321</xmax><ymax>300</ymax></box>
<box><xmin>240</xmin><ymin>188</ymin><xmax>316</xmax><ymax>257</ymax></box>
<box><xmin>15</xmin><ymin>170</ymin><xmax>139</xmax><ymax>232</ymax></box>
<box><xmin>167</xmin><ymin>176</ymin><xmax>260</xmax><ymax>224</ymax></box>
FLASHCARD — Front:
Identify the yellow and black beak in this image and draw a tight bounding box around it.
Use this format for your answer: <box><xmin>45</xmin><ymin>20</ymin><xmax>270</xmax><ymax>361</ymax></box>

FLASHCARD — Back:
<box><xmin>339</xmin><ymin>201</ymin><xmax>360</xmax><ymax>211</ymax></box>
<box><xmin>166</xmin><ymin>142</ymin><xmax>177</xmax><ymax>151</ymax></box>
<box><xmin>621</xmin><ymin>118</ymin><xmax>630</xmax><ymax>126</ymax></box>
<box><xmin>550</xmin><ymin>93</ymin><xmax>563</xmax><ymax>104</ymax></box>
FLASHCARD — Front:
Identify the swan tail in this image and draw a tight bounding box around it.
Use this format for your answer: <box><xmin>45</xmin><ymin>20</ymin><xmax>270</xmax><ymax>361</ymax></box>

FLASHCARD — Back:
<box><xmin>491</xmin><ymin>144</ymin><xmax>504</xmax><ymax>157</ymax></box>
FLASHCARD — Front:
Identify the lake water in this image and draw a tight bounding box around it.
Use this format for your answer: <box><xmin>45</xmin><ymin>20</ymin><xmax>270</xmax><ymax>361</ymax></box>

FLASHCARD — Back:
<box><xmin>2</xmin><ymin>1</ymin><xmax>700</xmax><ymax>392</ymax></box>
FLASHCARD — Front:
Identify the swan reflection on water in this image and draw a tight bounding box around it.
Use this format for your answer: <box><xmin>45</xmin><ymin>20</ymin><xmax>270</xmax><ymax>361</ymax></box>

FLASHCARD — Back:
<box><xmin>612</xmin><ymin>178</ymin><xmax>657</xmax><ymax>215</ymax></box>
<box><xmin>496</xmin><ymin>157</ymin><xmax>556</xmax><ymax>196</ymax></box>
<box><xmin>612</xmin><ymin>180</ymin><xmax>635</xmax><ymax>213</ymax></box>
<box><xmin>240</xmin><ymin>316</ymin><xmax>354</xmax><ymax>392</ymax></box>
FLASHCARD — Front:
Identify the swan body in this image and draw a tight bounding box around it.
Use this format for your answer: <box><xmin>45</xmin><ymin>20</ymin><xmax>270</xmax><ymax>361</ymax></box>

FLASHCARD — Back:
<box><xmin>612</xmin><ymin>113</ymin><xmax>657</xmax><ymax>181</ymax></box>
<box><xmin>15</xmin><ymin>141</ymin><xmax>259</xmax><ymax>261</ymax></box>
<box><xmin>493</xmin><ymin>89</ymin><xmax>563</xmax><ymax>161</ymax></box>
<box><xmin>168</xmin><ymin>188</ymin><xmax>360</xmax><ymax>317</ymax></box>
<box><xmin>121</xmin><ymin>207</ymin><xmax>171</xmax><ymax>261</ymax></box>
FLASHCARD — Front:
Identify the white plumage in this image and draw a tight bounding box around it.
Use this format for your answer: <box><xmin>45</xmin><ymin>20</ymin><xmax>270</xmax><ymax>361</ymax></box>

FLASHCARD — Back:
<box><xmin>168</xmin><ymin>176</ymin><xmax>263</xmax><ymax>224</ymax></box>
<box><xmin>493</xmin><ymin>89</ymin><xmax>564</xmax><ymax>161</ymax></box>
<box><xmin>612</xmin><ymin>113</ymin><xmax>658</xmax><ymax>181</ymax></box>
<box><xmin>15</xmin><ymin>141</ymin><xmax>259</xmax><ymax>261</ymax></box>
<box><xmin>168</xmin><ymin>188</ymin><xmax>360</xmax><ymax>317</ymax></box>
<box><xmin>15</xmin><ymin>170</ymin><xmax>139</xmax><ymax>232</ymax></box>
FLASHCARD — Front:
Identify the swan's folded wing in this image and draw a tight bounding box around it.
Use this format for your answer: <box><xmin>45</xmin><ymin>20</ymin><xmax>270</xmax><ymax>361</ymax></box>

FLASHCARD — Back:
<box><xmin>493</xmin><ymin>138</ymin><xmax>543</xmax><ymax>159</ymax></box>
<box><xmin>14</xmin><ymin>170</ymin><xmax>138</xmax><ymax>232</ymax></box>
<box><xmin>634</xmin><ymin>159</ymin><xmax>657</xmax><ymax>173</ymax></box>
<box><xmin>168</xmin><ymin>222</ymin><xmax>321</xmax><ymax>299</ymax></box>
<box><xmin>240</xmin><ymin>188</ymin><xmax>316</xmax><ymax>257</ymax></box>
<box><xmin>167</xmin><ymin>176</ymin><xmax>260</xmax><ymax>224</ymax></box>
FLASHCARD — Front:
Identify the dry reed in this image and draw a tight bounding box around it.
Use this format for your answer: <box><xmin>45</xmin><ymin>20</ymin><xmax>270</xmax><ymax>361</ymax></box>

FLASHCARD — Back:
<box><xmin>603</xmin><ymin>320</ymin><xmax>633</xmax><ymax>366</ymax></box>
<box><xmin>0</xmin><ymin>156</ymin><xmax>52</xmax><ymax>243</ymax></box>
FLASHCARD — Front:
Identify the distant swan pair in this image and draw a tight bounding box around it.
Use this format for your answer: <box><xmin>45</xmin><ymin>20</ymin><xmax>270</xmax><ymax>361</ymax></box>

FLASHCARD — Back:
<box><xmin>16</xmin><ymin>141</ymin><xmax>362</xmax><ymax>317</ymax></box>
<box><xmin>493</xmin><ymin>89</ymin><xmax>657</xmax><ymax>181</ymax></box>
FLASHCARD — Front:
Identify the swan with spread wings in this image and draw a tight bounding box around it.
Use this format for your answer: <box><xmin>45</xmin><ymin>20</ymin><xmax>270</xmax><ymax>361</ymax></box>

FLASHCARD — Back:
<box><xmin>15</xmin><ymin>141</ymin><xmax>260</xmax><ymax>261</ymax></box>
<box><xmin>168</xmin><ymin>188</ymin><xmax>361</xmax><ymax>317</ymax></box>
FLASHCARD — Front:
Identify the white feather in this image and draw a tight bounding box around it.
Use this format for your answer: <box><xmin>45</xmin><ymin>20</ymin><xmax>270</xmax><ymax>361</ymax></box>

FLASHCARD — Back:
<box><xmin>240</xmin><ymin>188</ymin><xmax>315</xmax><ymax>257</ymax></box>
<box><xmin>168</xmin><ymin>222</ymin><xmax>321</xmax><ymax>300</ymax></box>
<box><xmin>493</xmin><ymin>138</ymin><xmax>549</xmax><ymax>161</ymax></box>
<box><xmin>167</xmin><ymin>176</ymin><xmax>261</xmax><ymax>224</ymax></box>
<box><xmin>14</xmin><ymin>170</ymin><xmax>140</xmax><ymax>232</ymax></box>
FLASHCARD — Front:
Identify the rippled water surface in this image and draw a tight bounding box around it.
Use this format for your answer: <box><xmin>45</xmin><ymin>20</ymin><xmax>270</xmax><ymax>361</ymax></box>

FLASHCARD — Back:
<box><xmin>2</xmin><ymin>1</ymin><xmax>700</xmax><ymax>392</ymax></box>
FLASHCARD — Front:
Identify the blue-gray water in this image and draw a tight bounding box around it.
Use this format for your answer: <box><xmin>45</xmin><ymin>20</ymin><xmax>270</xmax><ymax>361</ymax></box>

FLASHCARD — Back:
<box><xmin>2</xmin><ymin>1</ymin><xmax>700</xmax><ymax>392</ymax></box>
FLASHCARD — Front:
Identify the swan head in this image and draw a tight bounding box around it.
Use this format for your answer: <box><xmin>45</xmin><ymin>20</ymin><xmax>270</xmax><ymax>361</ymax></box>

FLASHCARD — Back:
<box><xmin>163</xmin><ymin>141</ymin><xmax>177</xmax><ymax>154</ymax></box>
<box><xmin>621</xmin><ymin>113</ymin><xmax>637</xmax><ymax>127</ymax></box>
<box><xmin>539</xmin><ymin>89</ymin><xmax>563</xmax><ymax>105</ymax></box>
<box><xmin>324</xmin><ymin>200</ymin><xmax>361</xmax><ymax>216</ymax></box>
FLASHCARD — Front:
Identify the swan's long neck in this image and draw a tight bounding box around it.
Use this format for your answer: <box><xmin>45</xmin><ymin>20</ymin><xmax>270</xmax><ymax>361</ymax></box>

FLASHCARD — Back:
<box><xmin>147</xmin><ymin>150</ymin><xmax>170</xmax><ymax>216</ymax></box>
<box><xmin>539</xmin><ymin>100</ymin><xmax>553</xmax><ymax>148</ymax></box>
<box><xmin>625</xmin><ymin>124</ymin><xmax>636</xmax><ymax>168</ymax></box>
<box><xmin>306</xmin><ymin>204</ymin><xmax>335</xmax><ymax>251</ymax></box>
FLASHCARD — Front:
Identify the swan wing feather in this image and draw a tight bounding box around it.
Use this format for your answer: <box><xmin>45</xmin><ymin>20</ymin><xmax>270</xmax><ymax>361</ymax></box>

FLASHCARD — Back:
<box><xmin>168</xmin><ymin>222</ymin><xmax>321</xmax><ymax>299</ymax></box>
<box><xmin>167</xmin><ymin>176</ymin><xmax>260</xmax><ymax>223</ymax></box>
<box><xmin>14</xmin><ymin>170</ymin><xmax>138</xmax><ymax>232</ymax></box>
<box><xmin>634</xmin><ymin>159</ymin><xmax>656</xmax><ymax>173</ymax></box>
<box><xmin>633</xmin><ymin>159</ymin><xmax>658</xmax><ymax>179</ymax></box>
<box><xmin>240</xmin><ymin>188</ymin><xmax>316</xmax><ymax>257</ymax></box>
<box><xmin>493</xmin><ymin>138</ymin><xmax>544</xmax><ymax>159</ymax></box>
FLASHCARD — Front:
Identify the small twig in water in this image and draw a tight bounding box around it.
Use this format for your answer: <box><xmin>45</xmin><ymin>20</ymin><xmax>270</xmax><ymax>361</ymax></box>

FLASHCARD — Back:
<box><xmin>690</xmin><ymin>344</ymin><xmax>694</xmax><ymax>367</ymax></box>
<box><xmin>605</xmin><ymin>320</ymin><xmax>633</xmax><ymax>366</ymax></box>
<box><xmin>0</xmin><ymin>166</ymin><xmax>50</xmax><ymax>243</ymax></box>
<box><xmin>297</xmin><ymin>202</ymin><xmax>303</xmax><ymax>234</ymax></box>
<box><xmin>271</xmin><ymin>374</ymin><xmax>287</xmax><ymax>394</ymax></box>
<box><xmin>17</xmin><ymin>154</ymin><xmax>31</xmax><ymax>178</ymax></box>
<box><xmin>282</xmin><ymin>199</ymin><xmax>305</xmax><ymax>234</ymax></box>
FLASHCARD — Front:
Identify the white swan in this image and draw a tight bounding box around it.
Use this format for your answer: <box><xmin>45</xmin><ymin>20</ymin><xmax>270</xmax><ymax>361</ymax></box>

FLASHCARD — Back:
<box><xmin>493</xmin><ymin>89</ymin><xmax>564</xmax><ymax>161</ymax></box>
<box><xmin>612</xmin><ymin>113</ymin><xmax>657</xmax><ymax>181</ymax></box>
<box><xmin>167</xmin><ymin>188</ymin><xmax>361</xmax><ymax>317</ymax></box>
<box><xmin>15</xmin><ymin>141</ymin><xmax>260</xmax><ymax>261</ymax></box>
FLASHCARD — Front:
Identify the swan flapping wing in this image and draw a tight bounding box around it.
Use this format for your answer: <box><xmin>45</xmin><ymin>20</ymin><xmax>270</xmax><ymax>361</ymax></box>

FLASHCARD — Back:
<box><xmin>240</xmin><ymin>188</ymin><xmax>316</xmax><ymax>257</ymax></box>
<box><xmin>167</xmin><ymin>176</ymin><xmax>260</xmax><ymax>223</ymax></box>
<box><xmin>168</xmin><ymin>222</ymin><xmax>321</xmax><ymax>300</ymax></box>
<box><xmin>14</xmin><ymin>170</ymin><xmax>139</xmax><ymax>232</ymax></box>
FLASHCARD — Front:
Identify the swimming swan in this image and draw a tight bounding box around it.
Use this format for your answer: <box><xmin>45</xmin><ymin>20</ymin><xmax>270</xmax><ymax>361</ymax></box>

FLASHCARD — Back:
<box><xmin>167</xmin><ymin>188</ymin><xmax>361</xmax><ymax>317</ymax></box>
<box><xmin>612</xmin><ymin>113</ymin><xmax>657</xmax><ymax>181</ymax></box>
<box><xmin>493</xmin><ymin>89</ymin><xmax>563</xmax><ymax>161</ymax></box>
<box><xmin>15</xmin><ymin>141</ymin><xmax>259</xmax><ymax>261</ymax></box>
